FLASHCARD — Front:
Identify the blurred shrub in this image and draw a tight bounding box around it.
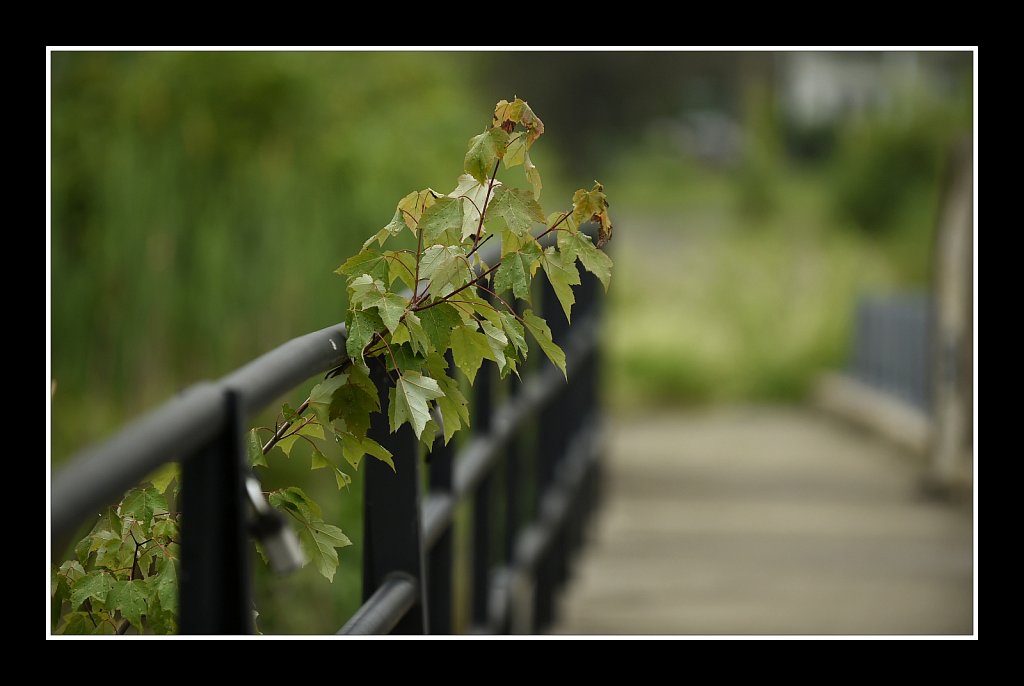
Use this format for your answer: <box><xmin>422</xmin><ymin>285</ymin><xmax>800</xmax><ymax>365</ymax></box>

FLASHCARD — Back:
<box><xmin>830</xmin><ymin>102</ymin><xmax>968</xmax><ymax>233</ymax></box>
<box><xmin>51</xmin><ymin>52</ymin><xmax>480</xmax><ymax>457</ymax></box>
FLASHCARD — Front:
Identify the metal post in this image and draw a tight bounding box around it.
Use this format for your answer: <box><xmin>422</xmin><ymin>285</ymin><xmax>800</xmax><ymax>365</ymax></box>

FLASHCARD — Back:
<box><xmin>427</xmin><ymin>364</ymin><xmax>455</xmax><ymax>633</ymax></box>
<box><xmin>364</xmin><ymin>364</ymin><xmax>428</xmax><ymax>633</ymax></box>
<box><xmin>180</xmin><ymin>389</ymin><xmax>252</xmax><ymax>634</ymax></box>
<box><xmin>471</xmin><ymin>362</ymin><xmax>494</xmax><ymax>630</ymax></box>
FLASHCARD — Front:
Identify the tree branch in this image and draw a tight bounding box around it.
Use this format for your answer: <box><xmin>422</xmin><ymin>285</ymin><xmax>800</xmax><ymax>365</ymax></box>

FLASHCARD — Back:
<box><xmin>471</xmin><ymin>160</ymin><xmax>501</xmax><ymax>248</ymax></box>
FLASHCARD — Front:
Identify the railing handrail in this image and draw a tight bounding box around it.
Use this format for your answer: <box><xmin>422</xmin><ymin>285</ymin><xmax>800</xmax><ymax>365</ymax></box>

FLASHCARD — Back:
<box><xmin>51</xmin><ymin>322</ymin><xmax>348</xmax><ymax>539</ymax></box>
<box><xmin>51</xmin><ymin>226</ymin><xmax>604</xmax><ymax>635</ymax></box>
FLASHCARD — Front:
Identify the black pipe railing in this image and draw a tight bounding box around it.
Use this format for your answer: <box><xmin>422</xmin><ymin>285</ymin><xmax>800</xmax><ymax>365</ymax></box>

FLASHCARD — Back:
<box><xmin>51</xmin><ymin>227</ymin><xmax>604</xmax><ymax>634</ymax></box>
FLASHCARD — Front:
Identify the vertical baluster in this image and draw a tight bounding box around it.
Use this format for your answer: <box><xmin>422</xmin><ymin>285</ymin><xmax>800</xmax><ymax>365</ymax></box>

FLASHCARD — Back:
<box><xmin>180</xmin><ymin>389</ymin><xmax>252</xmax><ymax>634</ymax></box>
<box><xmin>363</xmin><ymin>364</ymin><xmax>428</xmax><ymax>633</ymax></box>
<box><xmin>471</xmin><ymin>358</ymin><xmax>494</xmax><ymax>631</ymax></box>
<box><xmin>426</xmin><ymin>355</ymin><xmax>456</xmax><ymax>634</ymax></box>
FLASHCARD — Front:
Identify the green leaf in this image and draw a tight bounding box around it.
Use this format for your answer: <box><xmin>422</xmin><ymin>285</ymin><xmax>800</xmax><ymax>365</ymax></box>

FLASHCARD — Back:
<box><xmin>152</xmin><ymin>518</ymin><xmax>178</xmax><ymax>542</ymax></box>
<box><xmin>386</xmin><ymin>343</ymin><xmax>426</xmax><ymax>376</ymax></box>
<box><xmin>146</xmin><ymin>594</ymin><xmax>176</xmax><ymax>635</ymax></box>
<box><xmin>541</xmin><ymin>246</ymin><xmax>581</xmax><ymax>322</ymax></box>
<box><xmin>308</xmin><ymin>374</ymin><xmax>349</xmax><ymax>427</ymax></box>
<box><xmin>401</xmin><ymin>311</ymin><xmax>433</xmax><ymax>357</ymax></box>
<box><xmin>145</xmin><ymin>463</ymin><xmax>179</xmax><ymax>495</ymax></box>
<box><xmin>276</xmin><ymin>421</ymin><xmax>325</xmax><ymax>459</ymax></box>
<box><xmin>335</xmin><ymin>249</ymin><xmax>390</xmax><ymax>282</ymax></box>
<box><xmin>389</xmin><ymin>371</ymin><xmax>444</xmax><ymax>439</ymax></box>
<box><xmin>418</xmin><ymin>197</ymin><xmax>465</xmax><ymax>245</ymax></box>
<box><xmin>310</xmin><ymin>446</ymin><xmax>332</xmax><ymax>471</ymax></box>
<box><xmin>448</xmin><ymin>173</ymin><xmax>500</xmax><ymax>240</ymax></box>
<box><xmin>362</xmin><ymin>227</ymin><xmax>391</xmax><ymax>250</ymax></box>
<box><xmin>108</xmin><ymin>580</ymin><xmax>147</xmax><ymax>632</ymax></box>
<box><xmin>334</xmin><ymin>468</ymin><xmax>352</xmax><ymax>490</ymax></box>
<box><xmin>486</xmin><ymin>186</ymin><xmax>545</xmax><ymax>236</ymax></box>
<box><xmin>331</xmin><ymin>379</ymin><xmax>379</xmax><ymax>439</ymax></box>
<box><xmin>57</xmin><ymin>560</ymin><xmax>86</xmax><ymax>585</ymax></box>
<box><xmin>461</xmin><ymin>292</ymin><xmax>502</xmax><ymax>327</ymax></box>
<box><xmin>524</xmin><ymin>310</ymin><xmax>566</xmax><ymax>379</ymax></box>
<box><xmin>346</xmin><ymin>308</ymin><xmax>383</xmax><ymax>369</ymax></box>
<box><xmin>450</xmin><ymin>325</ymin><xmax>496</xmax><ymax>384</ymax></box>
<box><xmin>504</xmin><ymin>133</ymin><xmax>527</xmax><ymax>168</ymax></box>
<box><xmin>70</xmin><ymin>572</ymin><xmax>115</xmax><ymax>610</ymax></box>
<box><xmin>269</xmin><ymin>486</ymin><xmax>322</xmax><ymax>521</ymax></box>
<box><xmin>465</xmin><ymin>127</ymin><xmax>510</xmax><ymax>185</ymax></box>
<box><xmin>416</xmin><ymin>302</ymin><xmax>462</xmax><ymax>352</ymax></box>
<box><xmin>351</xmin><ymin>278</ymin><xmax>407</xmax><ymax>334</ymax></box>
<box><xmin>89</xmin><ymin>529</ymin><xmax>129</xmax><ymax>570</ymax></box>
<box><xmin>150</xmin><ymin>558</ymin><xmax>178</xmax><ymax>615</ymax></box>
<box><xmin>480</xmin><ymin>321</ymin><xmax>509</xmax><ymax>372</ymax></box>
<box><xmin>425</xmin><ymin>353</ymin><xmax>470</xmax><ymax>444</ymax></box>
<box><xmin>339</xmin><ymin>431</ymin><xmax>394</xmax><ymax>471</ymax></box>
<box><xmin>419</xmin><ymin>245</ymin><xmax>471</xmax><ymax>298</ymax></box>
<box><xmin>558</xmin><ymin>229</ymin><xmax>613</xmax><ymax>291</ymax></box>
<box><xmin>525</xmin><ymin>150</ymin><xmax>542</xmax><ymax>200</ymax></box>
<box><xmin>121</xmin><ymin>486</ymin><xmax>167</xmax><ymax>530</ymax></box>
<box><xmin>57</xmin><ymin>612</ymin><xmax>95</xmax><ymax>635</ymax></box>
<box><xmin>499</xmin><ymin>311</ymin><xmax>528</xmax><ymax>356</ymax></box>
<box><xmin>301</xmin><ymin>521</ymin><xmax>352</xmax><ymax>582</ymax></box>
<box><xmin>397</xmin><ymin>189</ymin><xmax>438</xmax><ymax>229</ymax></box>
<box><xmin>270</xmin><ymin>487</ymin><xmax>351</xmax><ymax>582</ymax></box>
<box><xmin>382</xmin><ymin>206</ymin><xmax>410</xmax><ymax>238</ymax></box>
<box><xmin>385</xmin><ymin>250</ymin><xmax>418</xmax><ymax>290</ymax></box>
<box><xmin>247</xmin><ymin>429</ymin><xmax>267</xmax><ymax>468</ymax></box>
<box><xmin>494</xmin><ymin>240</ymin><xmax>542</xmax><ymax>301</ymax></box>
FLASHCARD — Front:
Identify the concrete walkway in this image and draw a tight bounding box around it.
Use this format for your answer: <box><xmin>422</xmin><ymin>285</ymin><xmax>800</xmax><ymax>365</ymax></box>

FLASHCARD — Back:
<box><xmin>553</xmin><ymin>407</ymin><xmax>974</xmax><ymax>635</ymax></box>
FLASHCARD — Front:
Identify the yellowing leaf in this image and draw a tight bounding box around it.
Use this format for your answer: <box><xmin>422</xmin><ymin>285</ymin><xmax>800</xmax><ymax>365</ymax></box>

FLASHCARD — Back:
<box><xmin>571</xmin><ymin>181</ymin><xmax>613</xmax><ymax>247</ymax></box>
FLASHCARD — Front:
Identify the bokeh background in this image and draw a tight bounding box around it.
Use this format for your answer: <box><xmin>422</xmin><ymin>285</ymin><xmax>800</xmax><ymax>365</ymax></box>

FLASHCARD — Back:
<box><xmin>51</xmin><ymin>51</ymin><xmax>973</xmax><ymax>633</ymax></box>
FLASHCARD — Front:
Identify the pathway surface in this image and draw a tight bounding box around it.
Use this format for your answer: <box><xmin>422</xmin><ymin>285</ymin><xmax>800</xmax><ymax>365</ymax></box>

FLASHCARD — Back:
<box><xmin>553</xmin><ymin>407</ymin><xmax>974</xmax><ymax>635</ymax></box>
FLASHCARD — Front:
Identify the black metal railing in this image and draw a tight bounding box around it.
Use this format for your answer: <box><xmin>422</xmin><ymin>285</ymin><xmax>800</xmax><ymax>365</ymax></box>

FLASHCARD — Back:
<box><xmin>51</xmin><ymin>229</ymin><xmax>605</xmax><ymax>634</ymax></box>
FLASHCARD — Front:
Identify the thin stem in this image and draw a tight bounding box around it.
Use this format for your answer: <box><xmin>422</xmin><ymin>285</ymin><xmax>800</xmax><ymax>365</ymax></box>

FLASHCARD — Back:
<box><xmin>474</xmin><ymin>282</ymin><xmax>527</xmax><ymax>326</ymax></box>
<box><xmin>413</xmin><ymin>216</ymin><xmax>425</xmax><ymax>300</ymax></box>
<box><xmin>472</xmin><ymin>160</ymin><xmax>501</xmax><ymax>248</ymax></box>
<box><xmin>465</xmin><ymin>233</ymin><xmax>493</xmax><ymax>260</ymax></box>
<box><xmin>413</xmin><ymin>262</ymin><xmax>500</xmax><ymax>312</ymax></box>
<box><xmin>535</xmin><ymin>210</ymin><xmax>572</xmax><ymax>243</ymax></box>
<box><xmin>261</xmin><ymin>398</ymin><xmax>310</xmax><ymax>455</ymax></box>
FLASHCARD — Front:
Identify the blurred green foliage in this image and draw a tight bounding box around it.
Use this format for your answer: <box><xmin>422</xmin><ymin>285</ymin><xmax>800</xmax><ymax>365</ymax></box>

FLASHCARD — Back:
<box><xmin>51</xmin><ymin>52</ymin><xmax>482</xmax><ymax>459</ymax></box>
<box><xmin>830</xmin><ymin>99</ymin><xmax>969</xmax><ymax>234</ymax></box>
<box><xmin>51</xmin><ymin>52</ymin><xmax>486</xmax><ymax>633</ymax></box>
